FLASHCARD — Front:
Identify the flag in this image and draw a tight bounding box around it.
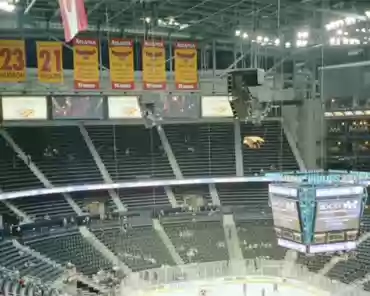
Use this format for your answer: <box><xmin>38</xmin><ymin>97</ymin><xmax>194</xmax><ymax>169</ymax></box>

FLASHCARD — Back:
<box><xmin>59</xmin><ymin>0</ymin><xmax>88</xmax><ymax>42</ymax></box>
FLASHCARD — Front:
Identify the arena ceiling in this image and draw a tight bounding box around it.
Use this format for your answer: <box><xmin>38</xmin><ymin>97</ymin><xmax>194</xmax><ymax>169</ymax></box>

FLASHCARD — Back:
<box><xmin>0</xmin><ymin>0</ymin><xmax>367</xmax><ymax>45</ymax></box>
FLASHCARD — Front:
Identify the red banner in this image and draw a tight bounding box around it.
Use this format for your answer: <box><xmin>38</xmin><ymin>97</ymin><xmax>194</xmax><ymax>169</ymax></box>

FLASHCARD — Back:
<box><xmin>73</xmin><ymin>38</ymin><xmax>100</xmax><ymax>89</ymax></box>
<box><xmin>59</xmin><ymin>0</ymin><xmax>88</xmax><ymax>42</ymax></box>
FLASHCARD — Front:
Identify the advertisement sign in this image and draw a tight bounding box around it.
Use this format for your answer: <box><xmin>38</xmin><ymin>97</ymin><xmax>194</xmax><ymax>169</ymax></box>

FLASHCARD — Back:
<box><xmin>174</xmin><ymin>42</ymin><xmax>198</xmax><ymax>90</ymax></box>
<box><xmin>108</xmin><ymin>96</ymin><xmax>141</xmax><ymax>119</ymax></box>
<box><xmin>314</xmin><ymin>198</ymin><xmax>362</xmax><ymax>232</ymax></box>
<box><xmin>2</xmin><ymin>96</ymin><xmax>47</xmax><ymax>120</ymax></box>
<box><xmin>0</xmin><ymin>40</ymin><xmax>26</xmax><ymax>82</ymax></box>
<box><xmin>73</xmin><ymin>38</ymin><xmax>99</xmax><ymax>89</ymax></box>
<box><xmin>201</xmin><ymin>96</ymin><xmax>233</xmax><ymax>117</ymax></box>
<box><xmin>109</xmin><ymin>39</ymin><xmax>135</xmax><ymax>90</ymax></box>
<box><xmin>270</xmin><ymin>196</ymin><xmax>301</xmax><ymax>231</ymax></box>
<box><xmin>142</xmin><ymin>40</ymin><xmax>166</xmax><ymax>90</ymax></box>
<box><xmin>36</xmin><ymin>41</ymin><xmax>63</xmax><ymax>84</ymax></box>
<box><xmin>52</xmin><ymin>95</ymin><xmax>104</xmax><ymax>119</ymax></box>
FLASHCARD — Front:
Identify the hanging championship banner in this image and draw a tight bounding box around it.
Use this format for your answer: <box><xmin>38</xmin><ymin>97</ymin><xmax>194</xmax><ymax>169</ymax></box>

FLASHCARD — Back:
<box><xmin>36</xmin><ymin>41</ymin><xmax>63</xmax><ymax>84</ymax></box>
<box><xmin>109</xmin><ymin>39</ymin><xmax>134</xmax><ymax>90</ymax></box>
<box><xmin>142</xmin><ymin>40</ymin><xmax>166</xmax><ymax>90</ymax></box>
<box><xmin>73</xmin><ymin>37</ymin><xmax>99</xmax><ymax>89</ymax></box>
<box><xmin>175</xmin><ymin>42</ymin><xmax>198</xmax><ymax>90</ymax></box>
<box><xmin>0</xmin><ymin>40</ymin><xmax>26</xmax><ymax>83</ymax></box>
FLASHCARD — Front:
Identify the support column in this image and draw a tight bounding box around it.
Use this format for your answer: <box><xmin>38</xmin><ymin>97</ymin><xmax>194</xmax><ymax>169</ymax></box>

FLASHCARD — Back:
<box><xmin>79</xmin><ymin>226</ymin><xmax>131</xmax><ymax>274</ymax></box>
<box><xmin>152</xmin><ymin>219</ymin><xmax>184</xmax><ymax>265</ymax></box>
<box><xmin>212</xmin><ymin>39</ymin><xmax>217</xmax><ymax>92</ymax></box>
<box><xmin>208</xmin><ymin>183</ymin><xmax>221</xmax><ymax>206</ymax></box>
<box><xmin>222</xmin><ymin>214</ymin><xmax>245</xmax><ymax>274</ymax></box>
<box><xmin>79</xmin><ymin>124</ymin><xmax>126</xmax><ymax>212</ymax></box>
<box><xmin>0</xmin><ymin>129</ymin><xmax>83</xmax><ymax>215</ymax></box>
<box><xmin>156</xmin><ymin>125</ymin><xmax>183</xmax><ymax>179</ymax></box>
<box><xmin>233</xmin><ymin>120</ymin><xmax>244</xmax><ymax>176</ymax></box>
<box><xmin>156</xmin><ymin>125</ymin><xmax>182</xmax><ymax>207</ymax></box>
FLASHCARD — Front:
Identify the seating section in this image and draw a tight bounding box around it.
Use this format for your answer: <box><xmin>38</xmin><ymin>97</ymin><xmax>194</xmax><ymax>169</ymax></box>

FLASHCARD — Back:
<box><xmin>163</xmin><ymin>221</ymin><xmax>229</xmax><ymax>263</ymax></box>
<box><xmin>92</xmin><ymin>226</ymin><xmax>174</xmax><ymax>271</ymax></box>
<box><xmin>241</xmin><ymin>121</ymin><xmax>298</xmax><ymax>174</ymax></box>
<box><xmin>24</xmin><ymin>231</ymin><xmax>111</xmax><ymax>275</ymax></box>
<box><xmin>118</xmin><ymin>187</ymin><xmax>170</xmax><ymax>210</ymax></box>
<box><xmin>172</xmin><ymin>184</ymin><xmax>212</xmax><ymax>205</ymax></box>
<box><xmin>164</xmin><ymin>123</ymin><xmax>236</xmax><ymax>177</ymax></box>
<box><xmin>86</xmin><ymin>125</ymin><xmax>174</xmax><ymax>181</ymax></box>
<box><xmin>0</xmin><ymin>240</ymin><xmax>63</xmax><ymax>282</ymax></box>
<box><xmin>0</xmin><ymin>135</ymin><xmax>42</xmax><ymax>192</ymax></box>
<box><xmin>236</xmin><ymin>219</ymin><xmax>285</xmax><ymax>260</ymax></box>
<box><xmin>7</xmin><ymin>127</ymin><xmax>103</xmax><ymax>186</ymax></box>
<box><xmin>11</xmin><ymin>194</ymin><xmax>76</xmax><ymax>219</ymax></box>
<box><xmin>216</xmin><ymin>183</ymin><xmax>269</xmax><ymax>210</ymax></box>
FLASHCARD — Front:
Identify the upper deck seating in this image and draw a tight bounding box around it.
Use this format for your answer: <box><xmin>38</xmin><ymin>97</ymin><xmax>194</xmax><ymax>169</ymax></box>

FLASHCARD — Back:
<box><xmin>216</xmin><ymin>182</ymin><xmax>269</xmax><ymax>210</ymax></box>
<box><xmin>164</xmin><ymin>123</ymin><xmax>236</xmax><ymax>177</ymax></box>
<box><xmin>163</xmin><ymin>221</ymin><xmax>228</xmax><ymax>263</ymax></box>
<box><xmin>241</xmin><ymin>121</ymin><xmax>298</xmax><ymax>174</ymax></box>
<box><xmin>85</xmin><ymin>125</ymin><xmax>174</xmax><ymax>181</ymax></box>
<box><xmin>7</xmin><ymin>127</ymin><xmax>103</xmax><ymax>186</ymax></box>
<box><xmin>0</xmin><ymin>135</ymin><xmax>42</xmax><ymax>192</ymax></box>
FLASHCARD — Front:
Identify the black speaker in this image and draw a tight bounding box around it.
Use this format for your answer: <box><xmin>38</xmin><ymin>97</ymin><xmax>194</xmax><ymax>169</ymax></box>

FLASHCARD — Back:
<box><xmin>227</xmin><ymin>68</ymin><xmax>264</xmax><ymax>120</ymax></box>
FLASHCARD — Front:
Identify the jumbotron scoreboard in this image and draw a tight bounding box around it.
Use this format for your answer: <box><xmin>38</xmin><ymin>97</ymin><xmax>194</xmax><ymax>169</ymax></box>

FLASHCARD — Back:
<box><xmin>269</xmin><ymin>172</ymin><xmax>368</xmax><ymax>253</ymax></box>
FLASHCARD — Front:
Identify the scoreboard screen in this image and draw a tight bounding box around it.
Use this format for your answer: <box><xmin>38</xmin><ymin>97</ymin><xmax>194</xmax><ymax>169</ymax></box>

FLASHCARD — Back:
<box><xmin>270</xmin><ymin>196</ymin><xmax>301</xmax><ymax>232</ymax></box>
<box><xmin>314</xmin><ymin>197</ymin><xmax>362</xmax><ymax>232</ymax></box>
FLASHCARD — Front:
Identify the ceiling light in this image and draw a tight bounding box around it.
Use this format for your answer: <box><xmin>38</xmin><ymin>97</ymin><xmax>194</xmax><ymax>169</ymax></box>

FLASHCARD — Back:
<box><xmin>263</xmin><ymin>37</ymin><xmax>269</xmax><ymax>42</ymax></box>
<box><xmin>361</xmin><ymin>28</ymin><xmax>366</xmax><ymax>32</ymax></box>
<box><xmin>366</xmin><ymin>11</ymin><xmax>370</xmax><ymax>18</ymax></box>
<box><xmin>336</xmin><ymin>29</ymin><xmax>343</xmax><ymax>35</ymax></box>
<box><xmin>257</xmin><ymin>36</ymin><xmax>263</xmax><ymax>42</ymax></box>
<box><xmin>145</xmin><ymin>17</ymin><xmax>151</xmax><ymax>23</ymax></box>
<box><xmin>168</xmin><ymin>17</ymin><xmax>175</xmax><ymax>25</ymax></box>
<box><xmin>0</xmin><ymin>2</ymin><xmax>15</xmax><ymax>12</ymax></box>
<box><xmin>242</xmin><ymin>32</ymin><xmax>248</xmax><ymax>39</ymax></box>
<box><xmin>344</xmin><ymin>32</ymin><xmax>348</xmax><ymax>36</ymax></box>
<box><xmin>274</xmin><ymin>38</ymin><xmax>280</xmax><ymax>46</ymax></box>
<box><xmin>235</xmin><ymin>30</ymin><xmax>241</xmax><ymax>36</ymax></box>
<box><xmin>356</xmin><ymin>28</ymin><xmax>360</xmax><ymax>32</ymax></box>
<box><xmin>285</xmin><ymin>42</ymin><xmax>291</xmax><ymax>48</ymax></box>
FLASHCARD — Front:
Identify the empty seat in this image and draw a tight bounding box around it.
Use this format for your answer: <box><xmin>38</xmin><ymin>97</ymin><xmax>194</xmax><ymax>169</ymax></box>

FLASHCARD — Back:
<box><xmin>91</xmin><ymin>225</ymin><xmax>174</xmax><ymax>271</ymax></box>
<box><xmin>236</xmin><ymin>219</ymin><xmax>285</xmax><ymax>260</ymax></box>
<box><xmin>7</xmin><ymin>127</ymin><xmax>103</xmax><ymax>186</ymax></box>
<box><xmin>164</xmin><ymin>123</ymin><xmax>236</xmax><ymax>177</ymax></box>
<box><xmin>0</xmin><ymin>240</ymin><xmax>63</xmax><ymax>282</ymax></box>
<box><xmin>164</xmin><ymin>221</ymin><xmax>229</xmax><ymax>263</ymax></box>
<box><xmin>0</xmin><ymin>135</ymin><xmax>42</xmax><ymax>192</ymax></box>
<box><xmin>24</xmin><ymin>231</ymin><xmax>111</xmax><ymax>275</ymax></box>
<box><xmin>86</xmin><ymin>125</ymin><xmax>174</xmax><ymax>181</ymax></box>
<box><xmin>241</xmin><ymin>121</ymin><xmax>298</xmax><ymax>174</ymax></box>
<box><xmin>216</xmin><ymin>182</ymin><xmax>269</xmax><ymax>209</ymax></box>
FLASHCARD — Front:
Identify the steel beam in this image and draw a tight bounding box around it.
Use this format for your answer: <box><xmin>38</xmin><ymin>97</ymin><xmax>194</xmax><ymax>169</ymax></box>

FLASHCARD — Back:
<box><xmin>233</xmin><ymin>120</ymin><xmax>244</xmax><ymax>177</ymax></box>
<box><xmin>2</xmin><ymin>199</ymin><xmax>32</xmax><ymax>223</ymax></box>
<box><xmin>0</xmin><ymin>129</ymin><xmax>83</xmax><ymax>215</ymax></box>
<box><xmin>24</xmin><ymin>0</ymin><xmax>38</xmax><ymax>15</ymax></box>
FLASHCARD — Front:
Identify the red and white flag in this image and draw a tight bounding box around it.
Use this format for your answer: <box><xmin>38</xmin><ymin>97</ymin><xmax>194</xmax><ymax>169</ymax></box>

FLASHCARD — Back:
<box><xmin>59</xmin><ymin>0</ymin><xmax>88</xmax><ymax>42</ymax></box>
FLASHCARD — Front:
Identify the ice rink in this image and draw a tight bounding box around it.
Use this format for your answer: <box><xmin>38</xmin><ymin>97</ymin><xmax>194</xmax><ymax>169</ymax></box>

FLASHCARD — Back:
<box><xmin>141</xmin><ymin>276</ymin><xmax>330</xmax><ymax>296</ymax></box>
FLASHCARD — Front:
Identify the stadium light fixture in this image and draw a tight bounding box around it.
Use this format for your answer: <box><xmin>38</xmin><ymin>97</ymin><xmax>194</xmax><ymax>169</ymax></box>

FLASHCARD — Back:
<box><xmin>366</xmin><ymin>11</ymin><xmax>370</xmax><ymax>18</ymax></box>
<box><xmin>242</xmin><ymin>32</ymin><xmax>248</xmax><ymax>39</ymax></box>
<box><xmin>285</xmin><ymin>42</ymin><xmax>291</xmax><ymax>48</ymax></box>
<box><xmin>274</xmin><ymin>38</ymin><xmax>280</xmax><ymax>46</ymax></box>
<box><xmin>235</xmin><ymin>30</ymin><xmax>241</xmax><ymax>36</ymax></box>
<box><xmin>0</xmin><ymin>1</ymin><xmax>15</xmax><ymax>12</ymax></box>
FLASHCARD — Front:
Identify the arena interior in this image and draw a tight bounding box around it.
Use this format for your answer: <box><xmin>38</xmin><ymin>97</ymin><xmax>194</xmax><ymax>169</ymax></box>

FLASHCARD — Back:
<box><xmin>1</xmin><ymin>0</ymin><xmax>370</xmax><ymax>296</ymax></box>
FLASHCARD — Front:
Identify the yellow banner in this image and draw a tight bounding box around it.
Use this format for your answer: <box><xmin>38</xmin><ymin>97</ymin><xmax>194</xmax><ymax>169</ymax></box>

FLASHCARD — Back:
<box><xmin>73</xmin><ymin>37</ymin><xmax>100</xmax><ymax>89</ymax></box>
<box><xmin>175</xmin><ymin>42</ymin><xmax>198</xmax><ymax>90</ymax></box>
<box><xmin>36</xmin><ymin>41</ymin><xmax>63</xmax><ymax>84</ymax></box>
<box><xmin>142</xmin><ymin>40</ymin><xmax>166</xmax><ymax>90</ymax></box>
<box><xmin>109</xmin><ymin>38</ymin><xmax>134</xmax><ymax>90</ymax></box>
<box><xmin>0</xmin><ymin>40</ymin><xmax>26</xmax><ymax>82</ymax></box>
